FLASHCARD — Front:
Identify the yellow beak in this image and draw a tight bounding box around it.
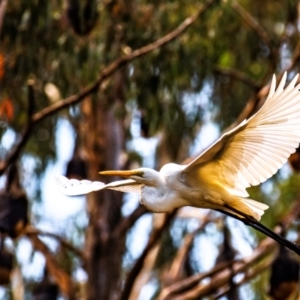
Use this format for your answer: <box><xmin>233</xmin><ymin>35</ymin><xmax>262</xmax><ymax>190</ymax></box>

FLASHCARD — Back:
<box><xmin>99</xmin><ymin>170</ymin><xmax>143</xmax><ymax>177</ymax></box>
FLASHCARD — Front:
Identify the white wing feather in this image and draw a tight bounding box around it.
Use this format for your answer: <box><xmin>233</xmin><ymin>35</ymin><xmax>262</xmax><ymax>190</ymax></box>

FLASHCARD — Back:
<box><xmin>56</xmin><ymin>175</ymin><xmax>142</xmax><ymax>196</ymax></box>
<box><xmin>185</xmin><ymin>73</ymin><xmax>300</xmax><ymax>197</ymax></box>
<box><xmin>56</xmin><ymin>175</ymin><xmax>106</xmax><ymax>196</ymax></box>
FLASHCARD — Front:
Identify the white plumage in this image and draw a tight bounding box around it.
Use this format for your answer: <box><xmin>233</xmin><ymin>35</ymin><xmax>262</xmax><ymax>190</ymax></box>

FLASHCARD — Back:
<box><xmin>56</xmin><ymin>175</ymin><xmax>105</xmax><ymax>196</ymax></box>
<box><xmin>56</xmin><ymin>175</ymin><xmax>141</xmax><ymax>195</ymax></box>
<box><xmin>57</xmin><ymin>73</ymin><xmax>300</xmax><ymax>222</ymax></box>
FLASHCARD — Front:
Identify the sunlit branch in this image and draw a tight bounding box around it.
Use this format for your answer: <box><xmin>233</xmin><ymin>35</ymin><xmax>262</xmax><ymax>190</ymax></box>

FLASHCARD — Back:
<box><xmin>28</xmin><ymin>234</ymin><xmax>76</xmax><ymax>300</ymax></box>
<box><xmin>121</xmin><ymin>210</ymin><xmax>178</xmax><ymax>300</ymax></box>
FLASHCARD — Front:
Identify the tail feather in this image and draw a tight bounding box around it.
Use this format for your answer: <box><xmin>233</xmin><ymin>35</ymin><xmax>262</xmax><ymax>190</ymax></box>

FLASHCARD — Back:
<box><xmin>242</xmin><ymin>198</ymin><xmax>269</xmax><ymax>220</ymax></box>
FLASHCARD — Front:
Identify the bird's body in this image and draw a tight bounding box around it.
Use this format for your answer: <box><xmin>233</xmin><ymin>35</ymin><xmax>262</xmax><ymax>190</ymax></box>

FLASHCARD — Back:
<box><xmin>57</xmin><ymin>73</ymin><xmax>300</xmax><ymax>222</ymax></box>
<box><xmin>133</xmin><ymin>161</ymin><xmax>266</xmax><ymax>220</ymax></box>
<box><xmin>139</xmin><ymin>164</ymin><xmax>190</xmax><ymax>212</ymax></box>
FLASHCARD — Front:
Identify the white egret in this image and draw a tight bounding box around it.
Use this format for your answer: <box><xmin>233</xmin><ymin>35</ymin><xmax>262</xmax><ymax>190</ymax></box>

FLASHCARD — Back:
<box><xmin>57</xmin><ymin>73</ymin><xmax>300</xmax><ymax>254</ymax></box>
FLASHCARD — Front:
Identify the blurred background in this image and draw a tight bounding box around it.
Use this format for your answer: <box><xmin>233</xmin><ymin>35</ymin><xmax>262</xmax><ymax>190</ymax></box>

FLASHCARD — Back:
<box><xmin>0</xmin><ymin>0</ymin><xmax>300</xmax><ymax>299</ymax></box>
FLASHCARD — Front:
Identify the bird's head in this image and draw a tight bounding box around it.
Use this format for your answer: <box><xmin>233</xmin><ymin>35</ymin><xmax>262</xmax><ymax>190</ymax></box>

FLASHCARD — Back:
<box><xmin>99</xmin><ymin>168</ymin><xmax>161</xmax><ymax>186</ymax></box>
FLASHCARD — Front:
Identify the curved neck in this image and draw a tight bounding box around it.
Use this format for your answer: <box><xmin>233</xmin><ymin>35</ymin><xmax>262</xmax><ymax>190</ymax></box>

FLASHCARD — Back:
<box><xmin>135</xmin><ymin>168</ymin><xmax>165</xmax><ymax>187</ymax></box>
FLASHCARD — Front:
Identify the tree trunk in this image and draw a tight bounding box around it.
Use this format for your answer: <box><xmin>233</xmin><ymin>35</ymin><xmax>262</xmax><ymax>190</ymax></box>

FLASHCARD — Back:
<box><xmin>81</xmin><ymin>1</ymin><xmax>131</xmax><ymax>297</ymax></box>
<box><xmin>83</xmin><ymin>91</ymin><xmax>125</xmax><ymax>300</ymax></box>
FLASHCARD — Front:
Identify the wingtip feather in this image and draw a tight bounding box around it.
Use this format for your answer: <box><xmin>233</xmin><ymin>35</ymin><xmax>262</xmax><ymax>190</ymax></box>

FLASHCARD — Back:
<box><xmin>56</xmin><ymin>175</ymin><xmax>105</xmax><ymax>196</ymax></box>
<box><xmin>267</xmin><ymin>74</ymin><xmax>277</xmax><ymax>99</ymax></box>
<box><xmin>276</xmin><ymin>72</ymin><xmax>287</xmax><ymax>93</ymax></box>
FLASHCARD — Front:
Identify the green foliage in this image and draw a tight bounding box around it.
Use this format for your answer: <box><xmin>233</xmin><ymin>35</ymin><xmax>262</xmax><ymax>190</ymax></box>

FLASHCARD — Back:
<box><xmin>2</xmin><ymin>0</ymin><xmax>296</xmax><ymax>157</ymax></box>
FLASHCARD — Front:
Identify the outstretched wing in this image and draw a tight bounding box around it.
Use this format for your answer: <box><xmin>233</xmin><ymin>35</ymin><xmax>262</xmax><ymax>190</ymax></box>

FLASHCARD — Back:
<box><xmin>184</xmin><ymin>73</ymin><xmax>300</xmax><ymax>197</ymax></box>
<box><xmin>56</xmin><ymin>175</ymin><xmax>142</xmax><ymax>196</ymax></box>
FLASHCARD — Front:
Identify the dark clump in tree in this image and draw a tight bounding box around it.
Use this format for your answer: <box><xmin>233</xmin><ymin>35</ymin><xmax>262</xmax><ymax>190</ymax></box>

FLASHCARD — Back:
<box><xmin>269</xmin><ymin>245</ymin><xmax>300</xmax><ymax>300</ymax></box>
<box><xmin>0</xmin><ymin>166</ymin><xmax>28</xmax><ymax>238</ymax></box>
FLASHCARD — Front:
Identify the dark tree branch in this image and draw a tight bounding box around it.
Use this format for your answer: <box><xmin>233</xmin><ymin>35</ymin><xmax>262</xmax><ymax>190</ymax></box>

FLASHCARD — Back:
<box><xmin>215</xmin><ymin>257</ymin><xmax>273</xmax><ymax>299</ymax></box>
<box><xmin>219</xmin><ymin>205</ymin><xmax>300</xmax><ymax>256</ymax></box>
<box><xmin>158</xmin><ymin>260</ymin><xmax>236</xmax><ymax>300</ymax></box>
<box><xmin>121</xmin><ymin>210</ymin><xmax>178</xmax><ymax>300</ymax></box>
<box><xmin>231</xmin><ymin>1</ymin><xmax>277</xmax><ymax>65</ymax></box>
<box><xmin>230</xmin><ymin>69</ymin><xmax>300</xmax><ymax>132</ymax></box>
<box><xmin>231</xmin><ymin>1</ymin><xmax>271</xmax><ymax>46</ymax></box>
<box><xmin>0</xmin><ymin>80</ymin><xmax>36</xmax><ymax>175</ymax></box>
<box><xmin>214</xmin><ymin>66</ymin><xmax>260</xmax><ymax>90</ymax></box>
<box><xmin>168</xmin><ymin>237</ymin><xmax>276</xmax><ymax>299</ymax></box>
<box><xmin>26</xmin><ymin>79</ymin><xmax>35</xmax><ymax>124</ymax></box>
<box><xmin>286</xmin><ymin>40</ymin><xmax>300</xmax><ymax>73</ymax></box>
<box><xmin>113</xmin><ymin>204</ymin><xmax>148</xmax><ymax>238</ymax></box>
<box><xmin>158</xmin><ymin>214</ymin><xmax>223</xmax><ymax>299</ymax></box>
<box><xmin>0</xmin><ymin>0</ymin><xmax>7</xmax><ymax>37</ymax></box>
<box><xmin>0</xmin><ymin>0</ymin><xmax>217</xmax><ymax>176</ymax></box>
<box><xmin>193</xmin><ymin>2</ymin><xmax>300</xmax><ymax>146</ymax></box>
<box><xmin>161</xmin><ymin>213</ymin><xmax>220</xmax><ymax>285</ymax></box>
<box><xmin>26</xmin><ymin>227</ymin><xmax>84</xmax><ymax>262</ymax></box>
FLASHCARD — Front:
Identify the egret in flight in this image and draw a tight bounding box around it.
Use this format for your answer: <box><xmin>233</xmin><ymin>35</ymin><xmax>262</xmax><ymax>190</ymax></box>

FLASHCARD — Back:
<box><xmin>57</xmin><ymin>73</ymin><xmax>300</xmax><ymax>254</ymax></box>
